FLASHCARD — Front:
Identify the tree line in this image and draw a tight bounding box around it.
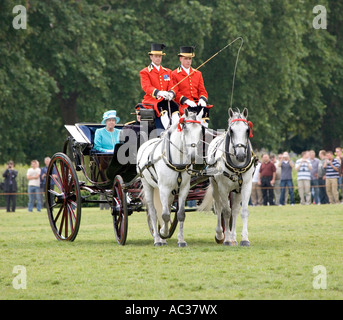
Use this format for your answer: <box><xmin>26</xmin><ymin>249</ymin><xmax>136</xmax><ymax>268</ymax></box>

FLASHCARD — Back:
<box><xmin>0</xmin><ymin>0</ymin><xmax>342</xmax><ymax>164</ymax></box>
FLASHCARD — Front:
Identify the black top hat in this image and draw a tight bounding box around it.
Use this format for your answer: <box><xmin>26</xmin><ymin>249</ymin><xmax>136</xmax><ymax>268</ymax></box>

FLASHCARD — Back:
<box><xmin>131</xmin><ymin>104</ymin><xmax>141</xmax><ymax>115</ymax></box>
<box><xmin>178</xmin><ymin>46</ymin><xmax>195</xmax><ymax>58</ymax></box>
<box><xmin>148</xmin><ymin>43</ymin><xmax>166</xmax><ymax>55</ymax></box>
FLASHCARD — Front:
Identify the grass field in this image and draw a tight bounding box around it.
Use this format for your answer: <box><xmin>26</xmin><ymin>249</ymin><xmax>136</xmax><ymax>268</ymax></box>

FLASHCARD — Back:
<box><xmin>1</xmin><ymin>204</ymin><xmax>342</xmax><ymax>300</ymax></box>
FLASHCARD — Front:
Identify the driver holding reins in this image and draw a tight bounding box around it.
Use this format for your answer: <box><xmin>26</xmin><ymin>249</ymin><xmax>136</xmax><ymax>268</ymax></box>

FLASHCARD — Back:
<box><xmin>139</xmin><ymin>43</ymin><xmax>180</xmax><ymax>130</ymax></box>
<box><xmin>171</xmin><ymin>46</ymin><xmax>212</xmax><ymax>127</ymax></box>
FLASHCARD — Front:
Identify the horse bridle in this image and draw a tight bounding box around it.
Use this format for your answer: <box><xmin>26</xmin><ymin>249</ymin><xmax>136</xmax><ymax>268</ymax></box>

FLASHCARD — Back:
<box><xmin>177</xmin><ymin>118</ymin><xmax>202</xmax><ymax>158</ymax></box>
<box><xmin>163</xmin><ymin>118</ymin><xmax>202</xmax><ymax>169</ymax></box>
<box><xmin>177</xmin><ymin>118</ymin><xmax>201</xmax><ymax>132</ymax></box>
<box><xmin>229</xmin><ymin>118</ymin><xmax>252</xmax><ymax>156</ymax></box>
<box><xmin>222</xmin><ymin>118</ymin><xmax>256</xmax><ymax>179</ymax></box>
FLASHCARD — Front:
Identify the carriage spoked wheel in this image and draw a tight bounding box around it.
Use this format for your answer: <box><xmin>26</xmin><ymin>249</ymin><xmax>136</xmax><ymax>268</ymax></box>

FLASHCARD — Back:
<box><xmin>112</xmin><ymin>175</ymin><xmax>128</xmax><ymax>245</ymax></box>
<box><xmin>46</xmin><ymin>153</ymin><xmax>81</xmax><ymax>241</ymax></box>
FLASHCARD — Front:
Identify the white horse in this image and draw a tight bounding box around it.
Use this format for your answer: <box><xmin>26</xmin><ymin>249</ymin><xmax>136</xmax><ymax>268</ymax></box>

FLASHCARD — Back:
<box><xmin>137</xmin><ymin>109</ymin><xmax>204</xmax><ymax>247</ymax></box>
<box><xmin>202</xmin><ymin>108</ymin><xmax>256</xmax><ymax>246</ymax></box>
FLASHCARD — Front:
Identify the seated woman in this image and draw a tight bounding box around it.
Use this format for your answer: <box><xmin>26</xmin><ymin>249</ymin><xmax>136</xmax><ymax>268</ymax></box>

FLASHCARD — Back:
<box><xmin>94</xmin><ymin>110</ymin><xmax>121</xmax><ymax>153</ymax></box>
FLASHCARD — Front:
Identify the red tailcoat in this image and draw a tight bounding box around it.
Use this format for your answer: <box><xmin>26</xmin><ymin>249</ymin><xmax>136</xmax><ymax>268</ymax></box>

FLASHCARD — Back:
<box><xmin>171</xmin><ymin>66</ymin><xmax>208</xmax><ymax>114</ymax></box>
<box><xmin>140</xmin><ymin>64</ymin><xmax>175</xmax><ymax>117</ymax></box>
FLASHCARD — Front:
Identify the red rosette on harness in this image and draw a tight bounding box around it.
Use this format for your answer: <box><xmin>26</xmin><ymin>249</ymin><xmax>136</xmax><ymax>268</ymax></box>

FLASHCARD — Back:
<box><xmin>248</xmin><ymin>121</ymin><xmax>253</xmax><ymax>138</ymax></box>
<box><xmin>178</xmin><ymin>117</ymin><xmax>185</xmax><ymax>132</ymax></box>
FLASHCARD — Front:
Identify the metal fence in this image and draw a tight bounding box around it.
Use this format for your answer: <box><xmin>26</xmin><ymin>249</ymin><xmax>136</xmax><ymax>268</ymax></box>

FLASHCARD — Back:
<box><xmin>0</xmin><ymin>174</ymin><xmax>100</xmax><ymax>209</ymax></box>
<box><xmin>0</xmin><ymin>176</ymin><xmax>37</xmax><ymax>208</ymax></box>
<box><xmin>0</xmin><ymin>174</ymin><xmax>341</xmax><ymax>209</ymax></box>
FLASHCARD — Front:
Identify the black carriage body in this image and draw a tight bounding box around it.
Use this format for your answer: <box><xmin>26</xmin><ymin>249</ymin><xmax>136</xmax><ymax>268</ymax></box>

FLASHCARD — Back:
<box><xmin>65</xmin><ymin>123</ymin><xmax>147</xmax><ymax>188</ymax></box>
<box><xmin>46</xmin><ymin>120</ymin><xmax>151</xmax><ymax>244</ymax></box>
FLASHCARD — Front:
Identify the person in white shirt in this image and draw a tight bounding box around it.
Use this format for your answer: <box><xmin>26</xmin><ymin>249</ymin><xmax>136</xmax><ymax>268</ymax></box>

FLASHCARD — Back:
<box><xmin>271</xmin><ymin>154</ymin><xmax>282</xmax><ymax>205</ymax></box>
<box><xmin>251</xmin><ymin>161</ymin><xmax>262</xmax><ymax>206</ymax></box>
<box><xmin>27</xmin><ymin>159</ymin><xmax>42</xmax><ymax>212</ymax></box>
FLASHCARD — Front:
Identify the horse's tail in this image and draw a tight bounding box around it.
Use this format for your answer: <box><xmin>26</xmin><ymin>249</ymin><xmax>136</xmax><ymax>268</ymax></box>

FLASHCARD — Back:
<box><xmin>197</xmin><ymin>184</ymin><xmax>213</xmax><ymax>212</ymax></box>
<box><xmin>153</xmin><ymin>188</ymin><xmax>163</xmax><ymax>225</ymax></box>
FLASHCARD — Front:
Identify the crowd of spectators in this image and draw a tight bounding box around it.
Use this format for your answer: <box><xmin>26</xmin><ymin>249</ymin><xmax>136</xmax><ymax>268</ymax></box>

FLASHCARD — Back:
<box><xmin>1</xmin><ymin>157</ymin><xmax>53</xmax><ymax>212</ymax></box>
<box><xmin>251</xmin><ymin>147</ymin><xmax>343</xmax><ymax>206</ymax></box>
<box><xmin>2</xmin><ymin>147</ymin><xmax>343</xmax><ymax>211</ymax></box>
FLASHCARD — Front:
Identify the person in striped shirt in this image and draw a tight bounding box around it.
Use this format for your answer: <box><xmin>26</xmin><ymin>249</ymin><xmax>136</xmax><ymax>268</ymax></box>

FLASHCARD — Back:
<box><xmin>323</xmin><ymin>151</ymin><xmax>340</xmax><ymax>204</ymax></box>
<box><xmin>295</xmin><ymin>151</ymin><xmax>312</xmax><ymax>205</ymax></box>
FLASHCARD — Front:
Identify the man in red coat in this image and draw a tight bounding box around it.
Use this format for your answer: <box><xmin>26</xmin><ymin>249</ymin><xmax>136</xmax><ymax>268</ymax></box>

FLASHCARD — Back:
<box><xmin>171</xmin><ymin>46</ymin><xmax>212</xmax><ymax>127</ymax></box>
<box><xmin>140</xmin><ymin>43</ymin><xmax>179</xmax><ymax>130</ymax></box>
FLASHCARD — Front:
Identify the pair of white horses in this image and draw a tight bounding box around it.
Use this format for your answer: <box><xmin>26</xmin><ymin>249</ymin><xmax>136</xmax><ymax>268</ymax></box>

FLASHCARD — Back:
<box><xmin>137</xmin><ymin>108</ymin><xmax>256</xmax><ymax>247</ymax></box>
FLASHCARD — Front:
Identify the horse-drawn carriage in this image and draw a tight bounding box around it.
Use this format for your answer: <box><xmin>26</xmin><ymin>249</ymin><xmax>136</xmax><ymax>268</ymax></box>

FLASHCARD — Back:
<box><xmin>46</xmin><ymin>107</ymin><xmax>256</xmax><ymax>247</ymax></box>
<box><xmin>45</xmin><ymin>109</ymin><xmax>210</xmax><ymax>245</ymax></box>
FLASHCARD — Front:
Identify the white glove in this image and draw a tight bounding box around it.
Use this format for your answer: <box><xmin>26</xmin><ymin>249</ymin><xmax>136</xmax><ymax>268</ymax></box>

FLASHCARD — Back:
<box><xmin>185</xmin><ymin>99</ymin><xmax>197</xmax><ymax>107</ymax></box>
<box><xmin>166</xmin><ymin>92</ymin><xmax>174</xmax><ymax>101</ymax></box>
<box><xmin>198</xmin><ymin>98</ymin><xmax>207</xmax><ymax>107</ymax></box>
<box><xmin>157</xmin><ymin>91</ymin><xmax>169</xmax><ymax>99</ymax></box>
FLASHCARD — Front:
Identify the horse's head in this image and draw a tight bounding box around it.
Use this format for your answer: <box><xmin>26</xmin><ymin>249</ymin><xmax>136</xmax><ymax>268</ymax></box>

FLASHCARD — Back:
<box><xmin>228</xmin><ymin>108</ymin><xmax>252</xmax><ymax>163</ymax></box>
<box><xmin>178</xmin><ymin>108</ymin><xmax>204</xmax><ymax>164</ymax></box>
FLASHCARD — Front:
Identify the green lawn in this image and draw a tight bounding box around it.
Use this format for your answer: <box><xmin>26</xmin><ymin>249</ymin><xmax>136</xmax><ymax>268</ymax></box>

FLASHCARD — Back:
<box><xmin>1</xmin><ymin>204</ymin><xmax>342</xmax><ymax>300</ymax></box>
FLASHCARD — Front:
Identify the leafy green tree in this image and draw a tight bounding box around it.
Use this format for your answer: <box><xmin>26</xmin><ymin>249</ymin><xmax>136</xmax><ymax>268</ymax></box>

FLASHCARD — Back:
<box><xmin>1</xmin><ymin>0</ymin><xmax>342</xmax><ymax>164</ymax></box>
<box><xmin>0</xmin><ymin>0</ymin><xmax>58</xmax><ymax>163</ymax></box>
<box><xmin>26</xmin><ymin>0</ymin><xmax>150</xmax><ymax>125</ymax></box>
<box><xmin>321</xmin><ymin>0</ymin><xmax>343</xmax><ymax>151</ymax></box>
<box><xmin>203</xmin><ymin>0</ymin><xmax>340</xmax><ymax>153</ymax></box>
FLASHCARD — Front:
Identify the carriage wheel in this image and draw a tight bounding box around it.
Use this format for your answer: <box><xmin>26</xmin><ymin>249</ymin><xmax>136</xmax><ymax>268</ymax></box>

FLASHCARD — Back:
<box><xmin>112</xmin><ymin>175</ymin><xmax>128</xmax><ymax>245</ymax></box>
<box><xmin>46</xmin><ymin>153</ymin><xmax>81</xmax><ymax>241</ymax></box>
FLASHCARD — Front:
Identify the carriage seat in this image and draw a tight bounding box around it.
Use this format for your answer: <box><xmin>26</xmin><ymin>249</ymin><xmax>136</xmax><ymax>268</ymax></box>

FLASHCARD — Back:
<box><xmin>76</xmin><ymin>124</ymin><xmax>104</xmax><ymax>146</ymax></box>
<box><xmin>74</xmin><ymin>123</ymin><xmax>121</xmax><ymax>155</ymax></box>
<box><xmin>75</xmin><ymin>123</ymin><xmax>142</xmax><ymax>155</ymax></box>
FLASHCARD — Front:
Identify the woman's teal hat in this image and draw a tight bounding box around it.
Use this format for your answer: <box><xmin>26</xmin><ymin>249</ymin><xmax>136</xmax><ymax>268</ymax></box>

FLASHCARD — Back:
<box><xmin>101</xmin><ymin>110</ymin><xmax>120</xmax><ymax>124</ymax></box>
